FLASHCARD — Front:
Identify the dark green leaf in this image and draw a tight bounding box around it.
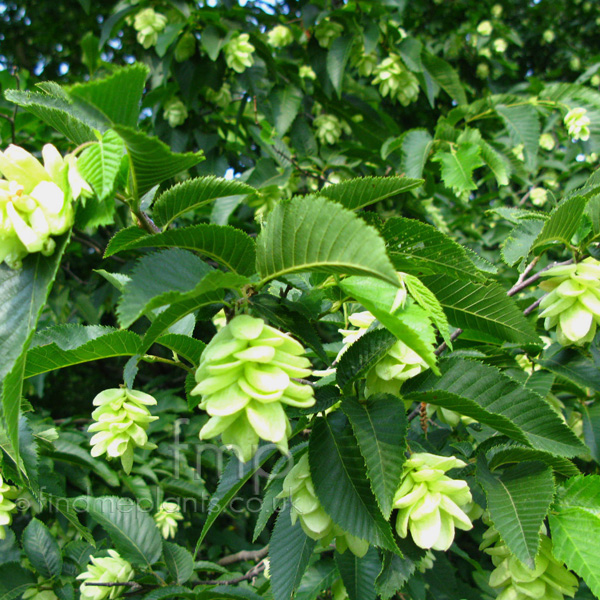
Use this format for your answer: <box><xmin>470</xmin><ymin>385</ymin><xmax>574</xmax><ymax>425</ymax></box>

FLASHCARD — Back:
<box><xmin>22</xmin><ymin>518</ymin><xmax>63</xmax><ymax>578</ymax></box>
<box><xmin>163</xmin><ymin>542</ymin><xmax>194</xmax><ymax>584</ymax></box>
<box><xmin>335</xmin><ymin>547</ymin><xmax>382</xmax><ymax>600</ymax></box>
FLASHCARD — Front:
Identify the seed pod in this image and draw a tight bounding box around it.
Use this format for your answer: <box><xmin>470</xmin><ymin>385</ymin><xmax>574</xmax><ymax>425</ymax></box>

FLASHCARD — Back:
<box><xmin>538</xmin><ymin>258</ymin><xmax>600</xmax><ymax>346</ymax></box>
<box><xmin>482</xmin><ymin>528</ymin><xmax>578</xmax><ymax>600</ymax></box>
<box><xmin>191</xmin><ymin>315</ymin><xmax>315</xmax><ymax>463</ymax></box>
<box><xmin>372</xmin><ymin>54</ymin><xmax>420</xmax><ymax>106</ymax></box>
<box><xmin>393</xmin><ymin>453</ymin><xmax>473</xmax><ymax>550</ymax></box>
<box><xmin>278</xmin><ymin>454</ymin><xmax>369</xmax><ymax>557</ymax></box>
<box><xmin>133</xmin><ymin>8</ymin><xmax>167</xmax><ymax>49</ymax></box>
<box><xmin>0</xmin><ymin>472</ymin><xmax>17</xmax><ymax>540</ymax></box>
<box><xmin>224</xmin><ymin>33</ymin><xmax>255</xmax><ymax>73</ymax></box>
<box><xmin>87</xmin><ymin>388</ymin><xmax>159</xmax><ymax>474</ymax></box>
<box><xmin>154</xmin><ymin>501</ymin><xmax>184</xmax><ymax>539</ymax></box>
<box><xmin>77</xmin><ymin>550</ymin><xmax>134</xmax><ymax>600</ymax></box>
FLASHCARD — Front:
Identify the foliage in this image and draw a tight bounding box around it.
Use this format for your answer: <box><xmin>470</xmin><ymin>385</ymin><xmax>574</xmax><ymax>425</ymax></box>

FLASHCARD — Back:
<box><xmin>0</xmin><ymin>1</ymin><xmax>600</xmax><ymax>600</ymax></box>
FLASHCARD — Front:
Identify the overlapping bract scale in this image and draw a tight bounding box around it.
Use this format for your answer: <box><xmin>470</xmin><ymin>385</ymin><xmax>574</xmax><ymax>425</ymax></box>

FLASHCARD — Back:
<box><xmin>278</xmin><ymin>454</ymin><xmax>369</xmax><ymax>557</ymax></box>
<box><xmin>191</xmin><ymin>315</ymin><xmax>315</xmax><ymax>463</ymax></box>
<box><xmin>87</xmin><ymin>388</ymin><xmax>158</xmax><ymax>473</ymax></box>
<box><xmin>77</xmin><ymin>550</ymin><xmax>135</xmax><ymax>600</ymax></box>
<box><xmin>538</xmin><ymin>258</ymin><xmax>600</xmax><ymax>346</ymax></box>
<box><xmin>393</xmin><ymin>453</ymin><xmax>473</xmax><ymax>551</ymax></box>
<box><xmin>481</xmin><ymin>528</ymin><xmax>578</xmax><ymax>600</ymax></box>
<box><xmin>0</xmin><ymin>472</ymin><xmax>17</xmax><ymax>540</ymax></box>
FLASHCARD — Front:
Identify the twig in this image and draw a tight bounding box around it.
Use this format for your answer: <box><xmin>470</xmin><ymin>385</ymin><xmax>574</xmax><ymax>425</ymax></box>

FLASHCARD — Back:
<box><xmin>217</xmin><ymin>546</ymin><xmax>269</xmax><ymax>566</ymax></box>
<box><xmin>523</xmin><ymin>297</ymin><xmax>543</xmax><ymax>316</ymax></box>
<box><xmin>407</xmin><ymin>406</ymin><xmax>421</xmax><ymax>422</ymax></box>
<box><xmin>134</xmin><ymin>210</ymin><xmax>160</xmax><ymax>234</ymax></box>
<box><xmin>141</xmin><ymin>354</ymin><xmax>195</xmax><ymax>374</ymax></box>
<box><xmin>434</xmin><ymin>328</ymin><xmax>463</xmax><ymax>356</ymax></box>
<box><xmin>507</xmin><ymin>258</ymin><xmax>574</xmax><ymax>297</ymax></box>
<box><xmin>196</xmin><ymin>561</ymin><xmax>266</xmax><ymax>586</ymax></box>
<box><xmin>272</xmin><ymin>146</ymin><xmax>330</xmax><ymax>184</ymax></box>
<box><xmin>83</xmin><ymin>582</ymin><xmax>142</xmax><ymax>590</ymax></box>
<box><xmin>291</xmin><ymin>377</ymin><xmax>316</xmax><ymax>387</ymax></box>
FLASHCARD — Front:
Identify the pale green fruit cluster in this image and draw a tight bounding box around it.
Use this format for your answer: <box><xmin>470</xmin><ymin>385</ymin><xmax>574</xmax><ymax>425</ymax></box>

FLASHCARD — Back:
<box><xmin>267</xmin><ymin>25</ymin><xmax>294</xmax><ymax>48</ymax></box>
<box><xmin>23</xmin><ymin>585</ymin><xmax>58</xmax><ymax>600</ymax></box>
<box><xmin>0</xmin><ymin>144</ymin><xmax>90</xmax><ymax>269</ymax></box>
<box><xmin>314</xmin><ymin>19</ymin><xmax>343</xmax><ymax>48</ymax></box>
<box><xmin>278</xmin><ymin>454</ymin><xmax>369</xmax><ymax>557</ymax></box>
<box><xmin>314</xmin><ymin>114</ymin><xmax>347</xmax><ymax>146</ymax></box>
<box><xmin>481</xmin><ymin>529</ymin><xmax>578</xmax><ymax>600</ymax></box>
<box><xmin>494</xmin><ymin>38</ymin><xmax>508</xmax><ymax>53</ymax></box>
<box><xmin>87</xmin><ymin>388</ymin><xmax>158</xmax><ymax>474</ymax></box>
<box><xmin>191</xmin><ymin>315</ymin><xmax>315</xmax><ymax>463</ymax></box>
<box><xmin>372</xmin><ymin>54</ymin><xmax>420</xmax><ymax>106</ymax></box>
<box><xmin>538</xmin><ymin>258</ymin><xmax>600</xmax><ymax>346</ymax></box>
<box><xmin>354</xmin><ymin>51</ymin><xmax>378</xmax><ymax>77</ymax></box>
<box><xmin>477</xmin><ymin>20</ymin><xmax>493</xmax><ymax>35</ymax></box>
<box><xmin>77</xmin><ymin>550</ymin><xmax>134</xmax><ymax>600</ymax></box>
<box><xmin>133</xmin><ymin>8</ymin><xmax>167</xmax><ymax>49</ymax></box>
<box><xmin>543</xmin><ymin>29</ymin><xmax>556</xmax><ymax>43</ymax></box>
<box><xmin>299</xmin><ymin>65</ymin><xmax>317</xmax><ymax>80</ymax></box>
<box><xmin>477</xmin><ymin>63</ymin><xmax>490</xmax><ymax>79</ymax></box>
<box><xmin>163</xmin><ymin>98</ymin><xmax>188</xmax><ymax>128</ymax></box>
<box><xmin>337</xmin><ymin>310</ymin><xmax>429</xmax><ymax>399</ymax></box>
<box><xmin>154</xmin><ymin>501</ymin><xmax>184</xmax><ymax>539</ymax></box>
<box><xmin>393</xmin><ymin>453</ymin><xmax>473</xmax><ymax>551</ymax></box>
<box><xmin>224</xmin><ymin>33</ymin><xmax>255</xmax><ymax>73</ymax></box>
<box><xmin>564</xmin><ymin>107</ymin><xmax>591</xmax><ymax>141</ymax></box>
<box><xmin>530</xmin><ymin>187</ymin><xmax>548</xmax><ymax>207</ymax></box>
<box><xmin>0</xmin><ymin>472</ymin><xmax>17</xmax><ymax>540</ymax></box>
<box><xmin>174</xmin><ymin>32</ymin><xmax>196</xmax><ymax>62</ymax></box>
<box><xmin>205</xmin><ymin>83</ymin><xmax>232</xmax><ymax>108</ymax></box>
<box><xmin>426</xmin><ymin>404</ymin><xmax>476</xmax><ymax>427</ymax></box>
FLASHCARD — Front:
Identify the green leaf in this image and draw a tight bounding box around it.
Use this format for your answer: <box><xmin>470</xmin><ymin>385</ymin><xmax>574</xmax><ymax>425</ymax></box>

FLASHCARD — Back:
<box><xmin>140</xmin><ymin>272</ymin><xmax>246</xmax><ymax>353</ymax></box>
<box><xmin>113</xmin><ymin>125</ymin><xmax>204</xmax><ymax>196</ymax></box>
<box><xmin>335</xmin><ymin>547</ymin><xmax>382</xmax><ymax>600</ymax></box>
<box><xmin>117</xmin><ymin>249</ymin><xmax>213</xmax><ymax>328</ymax></box>
<box><xmin>196</xmin><ymin>587</ymin><xmax>264</xmax><ymax>600</ymax></box>
<box><xmin>549</xmin><ymin>508</ymin><xmax>600</xmax><ymax>598</ymax></box>
<box><xmin>404</xmin><ymin>358</ymin><xmax>586</xmax><ymax>457</ymax></box>
<box><xmin>383</xmin><ymin>217</ymin><xmax>491</xmax><ymax>281</ymax></box>
<box><xmin>338</xmin><ymin>276</ymin><xmax>439</xmax><ymax>373</ymax></box>
<box><xmin>342</xmin><ymin>395</ymin><xmax>407</xmax><ymax>519</ymax></box>
<box><xmin>163</xmin><ymin>542</ymin><xmax>194</xmax><ymax>584</ymax></box>
<box><xmin>486</xmin><ymin>444</ymin><xmax>580</xmax><ymax>478</ymax></box>
<box><xmin>0</xmin><ymin>563</ymin><xmax>35</xmax><ymax>600</ymax></box>
<box><xmin>422</xmin><ymin>274</ymin><xmax>541</xmax><ymax>346</ymax></box>
<box><xmin>309</xmin><ymin>412</ymin><xmax>398</xmax><ymax>552</ymax></box>
<box><xmin>403</xmin><ymin>273</ymin><xmax>451</xmax><ymax>345</ymax></box>
<box><xmin>319</xmin><ymin>176</ymin><xmax>423</xmax><ymax>212</ymax></box>
<box><xmin>270</xmin><ymin>86</ymin><xmax>303</xmax><ymax>136</ymax></box>
<box><xmin>477</xmin><ymin>458</ymin><xmax>555</xmax><ymax>568</ymax></box>
<box><xmin>68</xmin><ymin>63</ymin><xmax>149</xmax><ymax>128</ymax></box>
<box><xmin>556</xmin><ymin>475</ymin><xmax>600</xmax><ymax>515</ymax></box>
<box><xmin>582</xmin><ymin>403</ymin><xmax>600</xmax><ymax>464</ymax></box>
<box><xmin>78</xmin><ymin>129</ymin><xmax>124</xmax><ymax>200</ymax></box>
<box><xmin>105</xmin><ymin>225</ymin><xmax>256</xmax><ymax>276</ymax></box>
<box><xmin>327</xmin><ymin>36</ymin><xmax>354</xmax><ymax>97</ymax></box>
<box><xmin>532</xmin><ymin>195</ymin><xmax>588</xmax><ymax>254</ymax></box>
<box><xmin>0</xmin><ymin>233</ymin><xmax>70</xmax><ymax>469</ymax></box>
<box><xmin>22</xmin><ymin>518</ymin><xmax>63</xmax><ymax>578</ymax></box>
<box><xmin>295</xmin><ymin>561</ymin><xmax>338</xmax><ymax>600</ymax></box>
<box><xmin>24</xmin><ymin>326</ymin><xmax>141</xmax><ymax>378</ymax></box>
<box><xmin>194</xmin><ymin>450</ymin><xmax>276</xmax><ymax>556</ymax></box>
<box><xmin>5</xmin><ymin>88</ymin><xmax>103</xmax><ymax>144</ymax></box>
<box><xmin>269</xmin><ymin>505</ymin><xmax>317</xmax><ymax>600</ymax></box>
<box><xmin>376</xmin><ymin>547</ymin><xmax>423</xmax><ymax>600</ymax></box>
<box><xmin>143</xmin><ymin>586</ymin><xmax>196</xmax><ymax>600</ymax></box>
<box><xmin>156</xmin><ymin>334</ymin><xmax>205</xmax><ymax>366</ymax></box>
<box><xmin>336</xmin><ymin>329</ymin><xmax>398</xmax><ymax>393</ymax></box>
<box><xmin>431</xmin><ymin>143</ymin><xmax>484</xmax><ymax>199</ymax></box>
<box><xmin>83</xmin><ymin>496</ymin><xmax>162</xmax><ymax>567</ymax></box>
<box><xmin>152</xmin><ymin>176</ymin><xmax>255</xmax><ymax>229</ymax></box>
<box><xmin>400</xmin><ymin>129</ymin><xmax>433</xmax><ymax>179</ymax></box>
<box><xmin>495</xmin><ymin>104</ymin><xmax>540</xmax><ymax>169</ymax></box>
<box><xmin>421</xmin><ymin>52</ymin><xmax>467</xmax><ymax>105</ymax></box>
<box><xmin>479</xmin><ymin>139</ymin><xmax>510</xmax><ymax>187</ymax></box>
<box><xmin>46</xmin><ymin>496</ymin><xmax>95</xmax><ymax>545</ymax></box>
<box><xmin>502</xmin><ymin>219</ymin><xmax>545</xmax><ymax>267</ymax></box>
<box><xmin>255</xmin><ymin>195</ymin><xmax>399</xmax><ymax>286</ymax></box>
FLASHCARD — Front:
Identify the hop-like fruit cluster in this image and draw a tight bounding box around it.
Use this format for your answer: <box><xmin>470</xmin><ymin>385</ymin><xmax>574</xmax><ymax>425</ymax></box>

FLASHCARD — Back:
<box><xmin>163</xmin><ymin>98</ymin><xmax>188</xmax><ymax>128</ymax></box>
<box><xmin>278</xmin><ymin>454</ymin><xmax>369</xmax><ymax>557</ymax></box>
<box><xmin>564</xmin><ymin>107</ymin><xmax>591</xmax><ymax>141</ymax></box>
<box><xmin>530</xmin><ymin>187</ymin><xmax>548</xmax><ymax>206</ymax></box>
<box><xmin>87</xmin><ymin>388</ymin><xmax>158</xmax><ymax>473</ymax></box>
<box><xmin>77</xmin><ymin>550</ymin><xmax>134</xmax><ymax>600</ymax></box>
<box><xmin>224</xmin><ymin>33</ymin><xmax>255</xmax><ymax>73</ymax></box>
<box><xmin>0</xmin><ymin>472</ymin><xmax>17</xmax><ymax>540</ymax></box>
<box><xmin>372</xmin><ymin>54</ymin><xmax>420</xmax><ymax>106</ymax></box>
<box><xmin>314</xmin><ymin>19</ymin><xmax>343</xmax><ymax>48</ymax></box>
<box><xmin>481</xmin><ymin>528</ymin><xmax>578</xmax><ymax>600</ymax></box>
<box><xmin>133</xmin><ymin>8</ymin><xmax>167</xmax><ymax>49</ymax></box>
<box><xmin>205</xmin><ymin>84</ymin><xmax>232</xmax><ymax>108</ymax></box>
<box><xmin>154</xmin><ymin>501</ymin><xmax>184</xmax><ymax>539</ymax></box>
<box><xmin>267</xmin><ymin>25</ymin><xmax>294</xmax><ymax>48</ymax></box>
<box><xmin>337</xmin><ymin>311</ymin><xmax>429</xmax><ymax>399</ymax></box>
<box><xmin>477</xmin><ymin>20</ymin><xmax>493</xmax><ymax>35</ymax></box>
<box><xmin>393</xmin><ymin>453</ymin><xmax>473</xmax><ymax>550</ymax></box>
<box><xmin>191</xmin><ymin>315</ymin><xmax>315</xmax><ymax>463</ymax></box>
<box><xmin>299</xmin><ymin>65</ymin><xmax>317</xmax><ymax>80</ymax></box>
<box><xmin>314</xmin><ymin>114</ymin><xmax>347</xmax><ymax>145</ymax></box>
<box><xmin>0</xmin><ymin>144</ymin><xmax>90</xmax><ymax>269</ymax></box>
<box><xmin>538</xmin><ymin>258</ymin><xmax>600</xmax><ymax>346</ymax></box>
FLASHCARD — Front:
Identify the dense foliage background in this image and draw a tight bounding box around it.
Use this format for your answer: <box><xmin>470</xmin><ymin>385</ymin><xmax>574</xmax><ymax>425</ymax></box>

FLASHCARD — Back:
<box><xmin>1</xmin><ymin>1</ymin><xmax>600</xmax><ymax>599</ymax></box>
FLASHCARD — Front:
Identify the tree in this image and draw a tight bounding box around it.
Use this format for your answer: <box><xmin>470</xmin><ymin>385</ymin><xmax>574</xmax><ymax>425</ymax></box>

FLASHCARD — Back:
<box><xmin>0</xmin><ymin>1</ymin><xmax>600</xmax><ymax>599</ymax></box>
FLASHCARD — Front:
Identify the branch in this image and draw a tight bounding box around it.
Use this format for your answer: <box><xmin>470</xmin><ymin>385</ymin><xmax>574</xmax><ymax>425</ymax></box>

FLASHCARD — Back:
<box><xmin>83</xmin><ymin>582</ymin><xmax>143</xmax><ymax>591</ymax></box>
<box><xmin>195</xmin><ymin>561</ymin><xmax>266</xmax><ymax>586</ymax></box>
<box><xmin>134</xmin><ymin>210</ymin><xmax>160</xmax><ymax>234</ymax></box>
<box><xmin>217</xmin><ymin>546</ymin><xmax>269</xmax><ymax>566</ymax></box>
